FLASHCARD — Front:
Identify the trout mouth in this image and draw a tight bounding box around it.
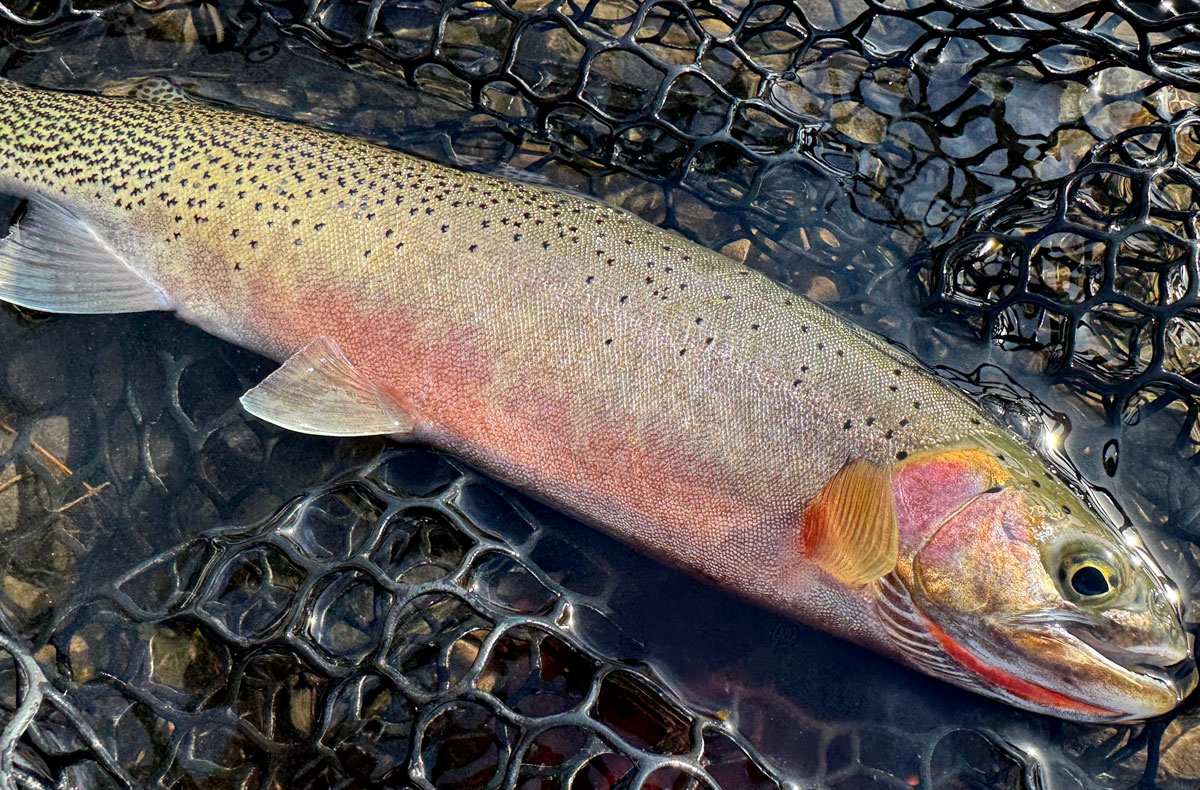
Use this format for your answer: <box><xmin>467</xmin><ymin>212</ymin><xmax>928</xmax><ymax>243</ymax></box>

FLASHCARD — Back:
<box><xmin>1002</xmin><ymin>609</ymin><xmax>1198</xmax><ymax>710</ymax></box>
<box><xmin>876</xmin><ymin>576</ymin><xmax>1194</xmax><ymax>721</ymax></box>
<box><xmin>1005</xmin><ymin>609</ymin><xmax>1191</xmax><ymax>669</ymax></box>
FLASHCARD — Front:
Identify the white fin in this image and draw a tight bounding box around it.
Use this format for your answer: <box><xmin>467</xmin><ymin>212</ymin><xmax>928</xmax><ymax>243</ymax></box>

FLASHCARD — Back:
<box><xmin>0</xmin><ymin>197</ymin><xmax>168</xmax><ymax>314</ymax></box>
<box><xmin>240</xmin><ymin>336</ymin><xmax>413</xmax><ymax>437</ymax></box>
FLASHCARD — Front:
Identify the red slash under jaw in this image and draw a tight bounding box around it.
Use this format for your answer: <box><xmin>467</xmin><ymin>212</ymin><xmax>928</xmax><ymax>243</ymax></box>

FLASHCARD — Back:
<box><xmin>924</xmin><ymin>620</ymin><xmax>1121</xmax><ymax>719</ymax></box>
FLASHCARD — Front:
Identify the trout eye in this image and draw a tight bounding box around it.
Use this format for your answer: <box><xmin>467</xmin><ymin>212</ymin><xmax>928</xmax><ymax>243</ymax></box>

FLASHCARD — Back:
<box><xmin>1056</xmin><ymin>544</ymin><xmax>1121</xmax><ymax>604</ymax></box>
<box><xmin>1070</xmin><ymin>565</ymin><xmax>1109</xmax><ymax>597</ymax></box>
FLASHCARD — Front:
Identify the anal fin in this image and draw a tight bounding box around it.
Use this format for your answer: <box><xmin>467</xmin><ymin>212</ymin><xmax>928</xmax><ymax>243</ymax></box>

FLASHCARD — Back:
<box><xmin>800</xmin><ymin>457</ymin><xmax>899</xmax><ymax>587</ymax></box>
<box><xmin>240</xmin><ymin>336</ymin><xmax>413</xmax><ymax>437</ymax></box>
<box><xmin>0</xmin><ymin>196</ymin><xmax>169</xmax><ymax>313</ymax></box>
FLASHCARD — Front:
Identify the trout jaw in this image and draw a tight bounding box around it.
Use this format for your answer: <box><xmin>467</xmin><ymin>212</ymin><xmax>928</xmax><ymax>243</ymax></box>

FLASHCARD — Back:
<box><xmin>877</xmin><ymin>571</ymin><xmax>1196</xmax><ymax>721</ymax></box>
<box><xmin>945</xmin><ymin>615</ymin><xmax>1194</xmax><ymax>721</ymax></box>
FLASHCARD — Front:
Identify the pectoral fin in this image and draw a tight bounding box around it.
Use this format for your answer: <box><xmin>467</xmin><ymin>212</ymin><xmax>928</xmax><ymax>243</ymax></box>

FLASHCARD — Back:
<box><xmin>800</xmin><ymin>458</ymin><xmax>898</xmax><ymax>586</ymax></box>
<box><xmin>240</xmin><ymin>336</ymin><xmax>413</xmax><ymax>437</ymax></box>
<box><xmin>0</xmin><ymin>196</ymin><xmax>169</xmax><ymax>313</ymax></box>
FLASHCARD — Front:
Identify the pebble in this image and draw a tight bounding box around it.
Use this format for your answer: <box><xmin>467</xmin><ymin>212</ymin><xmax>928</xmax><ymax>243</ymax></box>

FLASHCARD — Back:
<box><xmin>720</xmin><ymin>238</ymin><xmax>751</xmax><ymax>263</ymax></box>
<box><xmin>1161</xmin><ymin>717</ymin><xmax>1200</xmax><ymax>780</ymax></box>
<box><xmin>806</xmin><ymin>276</ymin><xmax>841</xmax><ymax>304</ymax></box>
<box><xmin>831</xmin><ymin>101</ymin><xmax>885</xmax><ymax>145</ymax></box>
<box><xmin>2</xmin><ymin>574</ymin><xmax>48</xmax><ymax>619</ymax></box>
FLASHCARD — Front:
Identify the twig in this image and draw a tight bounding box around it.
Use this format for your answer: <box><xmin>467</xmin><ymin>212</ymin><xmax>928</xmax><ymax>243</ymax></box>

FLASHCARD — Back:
<box><xmin>0</xmin><ymin>416</ymin><xmax>73</xmax><ymax>476</ymax></box>
<box><xmin>52</xmin><ymin>481</ymin><xmax>110</xmax><ymax>513</ymax></box>
<box><xmin>31</xmin><ymin>440</ymin><xmax>71</xmax><ymax>477</ymax></box>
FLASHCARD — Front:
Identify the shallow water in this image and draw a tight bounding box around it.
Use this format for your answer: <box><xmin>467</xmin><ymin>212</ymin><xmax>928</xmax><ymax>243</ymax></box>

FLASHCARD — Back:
<box><xmin>1</xmin><ymin>0</ymin><xmax>1200</xmax><ymax>787</ymax></box>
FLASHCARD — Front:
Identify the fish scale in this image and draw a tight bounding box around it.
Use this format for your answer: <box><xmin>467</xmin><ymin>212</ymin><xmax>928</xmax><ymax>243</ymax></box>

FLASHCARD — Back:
<box><xmin>0</xmin><ymin>78</ymin><xmax>1192</xmax><ymax>722</ymax></box>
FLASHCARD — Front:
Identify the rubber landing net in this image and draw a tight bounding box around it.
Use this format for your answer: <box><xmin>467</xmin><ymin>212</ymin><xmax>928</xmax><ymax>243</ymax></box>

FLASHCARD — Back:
<box><xmin>1</xmin><ymin>0</ymin><xmax>1200</xmax><ymax>788</ymax></box>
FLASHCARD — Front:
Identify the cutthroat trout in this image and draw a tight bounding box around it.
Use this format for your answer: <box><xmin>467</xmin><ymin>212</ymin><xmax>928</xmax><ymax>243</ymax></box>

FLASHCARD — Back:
<box><xmin>0</xmin><ymin>78</ymin><xmax>1194</xmax><ymax>721</ymax></box>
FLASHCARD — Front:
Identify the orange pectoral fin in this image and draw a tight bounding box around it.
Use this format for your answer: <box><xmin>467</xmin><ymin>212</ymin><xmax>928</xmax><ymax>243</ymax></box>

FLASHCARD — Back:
<box><xmin>800</xmin><ymin>458</ymin><xmax>899</xmax><ymax>587</ymax></box>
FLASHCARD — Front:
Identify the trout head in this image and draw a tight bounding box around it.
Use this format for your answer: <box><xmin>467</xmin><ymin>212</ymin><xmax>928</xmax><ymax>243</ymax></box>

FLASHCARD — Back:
<box><xmin>878</xmin><ymin>436</ymin><xmax>1196</xmax><ymax>721</ymax></box>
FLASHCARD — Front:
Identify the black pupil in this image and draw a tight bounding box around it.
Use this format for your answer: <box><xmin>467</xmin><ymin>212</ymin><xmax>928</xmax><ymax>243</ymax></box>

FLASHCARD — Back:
<box><xmin>1071</xmin><ymin>566</ymin><xmax>1110</xmax><ymax>597</ymax></box>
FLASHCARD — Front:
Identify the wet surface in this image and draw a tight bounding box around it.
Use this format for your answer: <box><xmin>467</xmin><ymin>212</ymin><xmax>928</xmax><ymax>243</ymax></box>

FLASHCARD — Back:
<box><xmin>2</xmin><ymin>0</ymin><xmax>1200</xmax><ymax>787</ymax></box>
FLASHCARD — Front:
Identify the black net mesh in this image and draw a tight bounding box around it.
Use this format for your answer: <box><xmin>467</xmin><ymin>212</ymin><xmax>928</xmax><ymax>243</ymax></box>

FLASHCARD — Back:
<box><xmin>3</xmin><ymin>0</ymin><xmax>1200</xmax><ymax>787</ymax></box>
<box><xmin>266</xmin><ymin>0</ymin><xmax>1200</xmax><ymax>263</ymax></box>
<box><xmin>928</xmin><ymin>109</ymin><xmax>1200</xmax><ymax>434</ymax></box>
<box><xmin>2</xmin><ymin>444</ymin><xmax>791</xmax><ymax>789</ymax></box>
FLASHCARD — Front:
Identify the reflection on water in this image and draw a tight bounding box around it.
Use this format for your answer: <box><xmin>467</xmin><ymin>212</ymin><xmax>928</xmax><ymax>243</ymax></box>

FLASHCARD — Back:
<box><xmin>1</xmin><ymin>0</ymin><xmax>1200</xmax><ymax>787</ymax></box>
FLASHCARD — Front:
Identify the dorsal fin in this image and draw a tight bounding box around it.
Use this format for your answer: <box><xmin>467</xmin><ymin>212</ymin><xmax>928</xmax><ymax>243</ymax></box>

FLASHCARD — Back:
<box><xmin>800</xmin><ymin>458</ymin><xmax>899</xmax><ymax>586</ymax></box>
<box><xmin>240</xmin><ymin>336</ymin><xmax>413</xmax><ymax>437</ymax></box>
